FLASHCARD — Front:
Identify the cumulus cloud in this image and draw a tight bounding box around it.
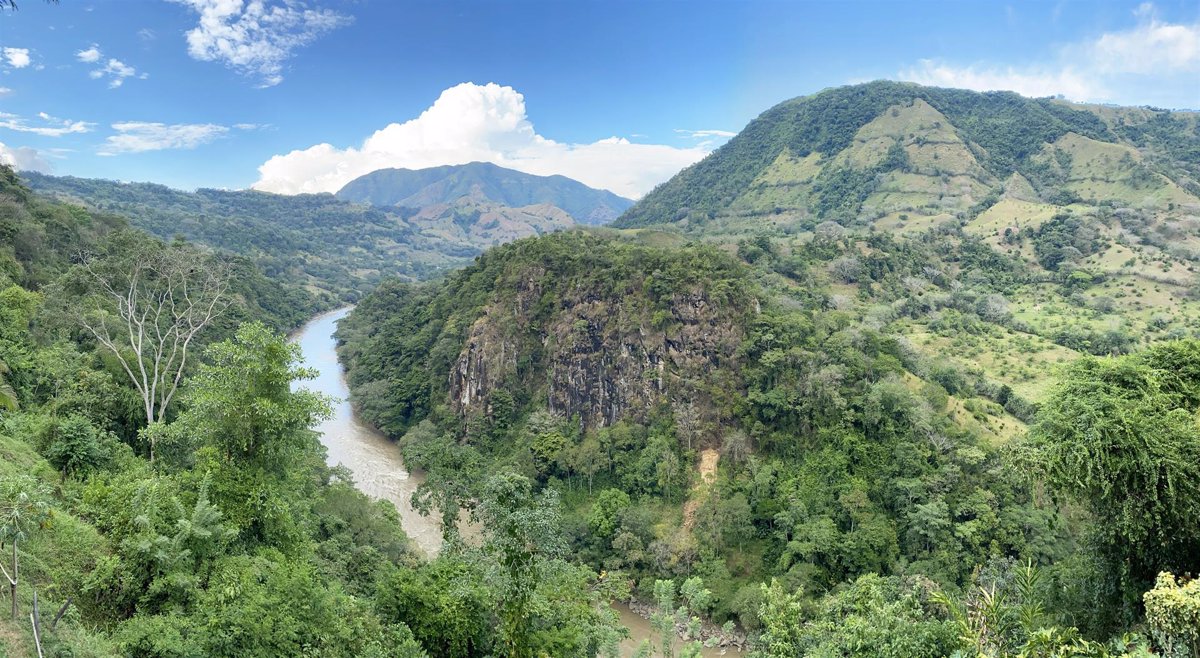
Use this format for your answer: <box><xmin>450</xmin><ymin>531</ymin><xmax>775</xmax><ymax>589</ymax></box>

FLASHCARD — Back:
<box><xmin>76</xmin><ymin>45</ymin><xmax>102</xmax><ymax>63</ymax></box>
<box><xmin>3</xmin><ymin>48</ymin><xmax>31</xmax><ymax>69</ymax></box>
<box><xmin>253</xmin><ymin>82</ymin><xmax>712</xmax><ymax>198</ymax></box>
<box><xmin>0</xmin><ymin>87</ymin><xmax>11</xmax><ymax>96</ymax></box>
<box><xmin>0</xmin><ymin>142</ymin><xmax>49</xmax><ymax>172</ymax></box>
<box><xmin>99</xmin><ymin>122</ymin><xmax>231</xmax><ymax>155</ymax></box>
<box><xmin>899</xmin><ymin>4</ymin><xmax>1199</xmax><ymax>106</ymax></box>
<box><xmin>89</xmin><ymin>58</ymin><xmax>140</xmax><ymax>88</ymax></box>
<box><xmin>900</xmin><ymin>60</ymin><xmax>1099</xmax><ymax>99</ymax></box>
<box><xmin>0</xmin><ymin>112</ymin><xmax>93</xmax><ymax>137</ymax></box>
<box><xmin>171</xmin><ymin>0</ymin><xmax>353</xmax><ymax>87</ymax></box>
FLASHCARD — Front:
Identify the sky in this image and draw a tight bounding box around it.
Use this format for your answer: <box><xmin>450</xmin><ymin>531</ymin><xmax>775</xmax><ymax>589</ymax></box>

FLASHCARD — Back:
<box><xmin>0</xmin><ymin>0</ymin><xmax>1197</xmax><ymax>199</ymax></box>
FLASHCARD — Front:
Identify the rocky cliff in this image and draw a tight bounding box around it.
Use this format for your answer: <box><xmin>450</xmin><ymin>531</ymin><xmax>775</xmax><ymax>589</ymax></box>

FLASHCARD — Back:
<box><xmin>337</xmin><ymin>230</ymin><xmax>754</xmax><ymax>438</ymax></box>
<box><xmin>449</xmin><ymin>275</ymin><xmax>746</xmax><ymax>430</ymax></box>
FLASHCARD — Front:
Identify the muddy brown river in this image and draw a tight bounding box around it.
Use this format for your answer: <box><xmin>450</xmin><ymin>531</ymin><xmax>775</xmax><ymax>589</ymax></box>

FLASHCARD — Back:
<box><xmin>292</xmin><ymin>307</ymin><xmax>729</xmax><ymax>656</ymax></box>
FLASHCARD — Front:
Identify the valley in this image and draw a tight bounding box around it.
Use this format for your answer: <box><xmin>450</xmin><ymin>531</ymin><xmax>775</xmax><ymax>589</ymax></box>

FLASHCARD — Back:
<box><xmin>2</xmin><ymin>77</ymin><xmax>1199</xmax><ymax>658</ymax></box>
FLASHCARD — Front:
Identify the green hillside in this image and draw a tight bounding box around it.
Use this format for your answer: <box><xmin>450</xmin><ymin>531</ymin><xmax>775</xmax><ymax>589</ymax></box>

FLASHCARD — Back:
<box><xmin>336</xmin><ymin>84</ymin><xmax>1200</xmax><ymax>654</ymax></box>
<box><xmin>336</xmin><ymin>161</ymin><xmax>633</xmax><ymax>225</ymax></box>
<box><xmin>616</xmin><ymin>81</ymin><xmax>1198</xmax><ymax>230</ymax></box>
<box><xmin>0</xmin><ymin>166</ymin><xmax>434</xmax><ymax>657</ymax></box>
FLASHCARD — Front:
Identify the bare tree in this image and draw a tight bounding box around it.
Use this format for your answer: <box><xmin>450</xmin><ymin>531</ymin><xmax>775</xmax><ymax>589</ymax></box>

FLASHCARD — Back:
<box><xmin>79</xmin><ymin>240</ymin><xmax>230</xmax><ymax>437</ymax></box>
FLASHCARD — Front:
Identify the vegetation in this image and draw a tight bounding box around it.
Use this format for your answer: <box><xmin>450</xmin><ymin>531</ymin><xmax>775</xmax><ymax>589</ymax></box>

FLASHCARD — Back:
<box><xmin>6</xmin><ymin>80</ymin><xmax>1200</xmax><ymax>656</ymax></box>
<box><xmin>21</xmin><ymin>173</ymin><xmax>470</xmax><ymax>301</ymax></box>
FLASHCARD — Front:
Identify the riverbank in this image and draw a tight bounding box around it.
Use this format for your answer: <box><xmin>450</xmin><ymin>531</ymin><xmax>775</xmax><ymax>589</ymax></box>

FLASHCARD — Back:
<box><xmin>292</xmin><ymin>308</ymin><xmax>738</xmax><ymax>656</ymax></box>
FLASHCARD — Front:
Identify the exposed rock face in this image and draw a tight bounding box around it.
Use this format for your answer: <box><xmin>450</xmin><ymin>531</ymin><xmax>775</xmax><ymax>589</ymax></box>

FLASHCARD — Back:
<box><xmin>448</xmin><ymin>268</ymin><xmax>746</xmax><ymax>431</ymax></box>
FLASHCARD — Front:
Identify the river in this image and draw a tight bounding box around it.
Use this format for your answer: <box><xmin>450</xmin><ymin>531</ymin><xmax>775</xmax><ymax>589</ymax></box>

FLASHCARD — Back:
<box><xmin>291</xmin><ymin>308</ymin><xmax>730</xmax><ymax>657</ymax></box>
<box><xmin>291</xmin><ymin>307</ymin><xmax>444</xmax><ymax>557</ymax></box>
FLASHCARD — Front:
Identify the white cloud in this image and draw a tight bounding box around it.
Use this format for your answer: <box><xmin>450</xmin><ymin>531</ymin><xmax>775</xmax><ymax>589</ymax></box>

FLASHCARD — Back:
<box><xmin>171</xmin><ymin>0</ymin><xmax>353</xmax><ymax>87</ymax></box>
<box><xmin>0</xmin><ymin>142</ymin><xmax>49</xmax><ymax>172</ymax></box>
<box><xmin>3</xmin><ymin>48</ymin><xmax>31</xmax><ymax>69</ymax></box>
<box><xmin>675</xmin><ymin>129</ymin><xmax>737</xmax><ymax>139</ymax></box>
<box><xmin>900</xmin><ymin>60</ymin><xmax>1099</xmax><ymax>99</ymax></box>
<box><xmin>899</xmin><ymin>4</ymin><xmax>1200</xmax><ymax>107</ymax></box>
<box><xmin>99</xmin><ymin>122</ymin><xmax>230</xmax><ymax>155</ymax></box>
<box><xmin>0</xmin><ymin>87</ymin><xmax>11</xmax><ymax>96</ymax></box>
<box><xmin>1085</xmin><ymin>13</ymin><xmax>1199</xmax><ymax>74</ymax></box>
<box><xmin>0</xmin><ymin>112</ymin><xmax>94</xmax><ymax>137</ymax></box>
<box><xmin>76</xmin><ymin>45</ymin><xmax>102</xmax><ymax>63</ymax></box>
<box><xmin>253</xmin><ymin>82</ymin><xmax>711</xmax><ymax>198</ymax></box>
<box><xmin>91</xmin><ymin>58</ymin><xmax>139</xmax><ymax>88</ymax></box>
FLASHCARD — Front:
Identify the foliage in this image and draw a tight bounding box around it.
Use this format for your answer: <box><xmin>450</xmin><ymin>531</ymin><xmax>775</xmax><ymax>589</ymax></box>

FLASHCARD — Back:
<box><xmin>1143</xmin><ymin>573</ymin><xmax>1200</xmax><ymax>658</ymax></box>
<box><xmin>752</xmin><ymin>574</ymin><xmax>960</xmax><ymax>658</ymax></box>
<box><xmin>1022</xmin><ymin>342</ymin><xmax>1200</xmax><ymax>624</ymax></box>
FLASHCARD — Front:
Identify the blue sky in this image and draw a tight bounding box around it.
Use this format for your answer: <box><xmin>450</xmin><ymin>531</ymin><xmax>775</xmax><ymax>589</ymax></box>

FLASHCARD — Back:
<box><xmin>0</xmin><ymin>0</ymin><xmax>1197</xmax><ymax>198</ymax></box>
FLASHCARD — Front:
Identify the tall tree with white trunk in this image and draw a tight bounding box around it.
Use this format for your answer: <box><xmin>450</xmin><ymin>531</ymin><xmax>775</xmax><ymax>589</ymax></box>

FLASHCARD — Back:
<box><xmin>78</xmin><ymin>233</ymin><xmax>230</xmax><ymax>434</ymax></box>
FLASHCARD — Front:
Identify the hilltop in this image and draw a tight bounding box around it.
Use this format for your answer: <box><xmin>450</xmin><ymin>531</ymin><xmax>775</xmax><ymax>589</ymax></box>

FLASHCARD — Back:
<box><xmin>609</xmin><ymin>82</ymin><xmax>1200</xmax><ymax>407</ymax></box>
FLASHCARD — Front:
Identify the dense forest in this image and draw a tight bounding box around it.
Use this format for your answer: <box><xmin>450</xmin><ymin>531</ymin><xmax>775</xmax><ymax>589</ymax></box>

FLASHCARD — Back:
<box><xmin>0</xmin><ymin>167</ymin><xmax>632</xmax><ymax>657</ymax></box>
<box><xmin>337</xmin><ymin>228</ymin><xmax>1199</xmax><ymax>656</ymax></box>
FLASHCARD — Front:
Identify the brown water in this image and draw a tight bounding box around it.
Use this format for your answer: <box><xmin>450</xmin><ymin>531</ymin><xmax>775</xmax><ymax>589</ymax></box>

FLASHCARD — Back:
<box><xmin>613</xmin><ymin>602</ymin><xmax>730</xmax><ymax>657</ymax></box>
<box><xmin>291</xmin><ymin>307</ymin><xmax>444</xmax><ymax>558</ymax></box>
<box><xmin>292</xmin><ymin>308</ymin><xmax>730</xmax><ymax>656</ymax></box>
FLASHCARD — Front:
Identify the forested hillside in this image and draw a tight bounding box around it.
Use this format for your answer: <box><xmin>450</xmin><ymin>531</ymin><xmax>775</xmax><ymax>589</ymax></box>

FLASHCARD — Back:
<box><xmin>23</xmin><ymin>172</ymin><xmax>593</xmax><ymax>301</ymax></box>
<box><xmin>0</xmin><ymin>167</ymin><xmax>636</xmax><ymax>657</ymax></box>
<box><xmin>616</xmin><ymin>81</ymin><xmax>1199</xmax><ymax>230</ymax></box>
<box><xmin>338</xmin><ymin>83</ymin><xmax>1200</xmax><ymax>656</ymax></box>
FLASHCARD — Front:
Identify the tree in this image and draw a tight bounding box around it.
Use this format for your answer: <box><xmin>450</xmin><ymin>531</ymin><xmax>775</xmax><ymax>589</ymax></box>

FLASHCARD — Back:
<box><xmin>1022</xmin><ymin>342</ymin><xmax>1200</xmax><ymax>621</ymax></box>
<box><xmin>180</xmin><ymin>321</ymin><xmax>331</xmax><ymax>546</ymax></box>
<box><xmin>184</xmin><ymin>321</ymin><xmax>330</xmax><ymax>474</ymax></box>
<box><xmin>0</xmin><ymin>475</ymin><xmax>51</xmax><ymax>620</ymax></box>
<box><xmin>756</xmin><ymin>574</ymin><xmax>961</xmax><ymax>658</ymax></box>
<box><xmin>477</xmin><ymin>473</ymin><xmax>567</xmax><ymax>658</ymax></box>
<box><xmin>43</xmin><ymin>414</ymin><xmax>109</xmax><ymax>477</ymax></box>
<box><xmin>649</xmin><ymin>578</ymin><xmax>710</xmax><ymax>658</ymax></box>
<box><xmin>587</xmin><ymin>489</ymin><xmax>631</xmax><ymax>540</ymax></box>
<box><xmin>473</xmin><ymin>472</ymin><xmax>628</xmax><ymax>657</ymax></box>
<box><xmin>78</xmin><ymin>232</ymin><xmax>231</xmax><ymax>431</ymax></box>
<box><xmin>1143</xmin><ymin>572</ymin><xmax>1200</xmax><ymax>658</ymax></box>
<box><xmin>0</xmin><ymin>359</ymin><xmax>17</xmax><ymax>412</ymax></box>
<box><xmin>720</xmin><ymin>430</ymin><xmax>750</xmax><ymax>466</ymax></box>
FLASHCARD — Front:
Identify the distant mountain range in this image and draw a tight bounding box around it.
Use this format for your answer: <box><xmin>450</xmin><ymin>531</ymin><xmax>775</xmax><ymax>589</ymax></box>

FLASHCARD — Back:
<box><xmin>20</xmin><ymin>164</ymin><xmax>631</xmax><ymax>301</ymax></box>
<box><xmin>336</xmin><ymin>162</ymin><xmax>633</xmax><ymax>225</ymax></box>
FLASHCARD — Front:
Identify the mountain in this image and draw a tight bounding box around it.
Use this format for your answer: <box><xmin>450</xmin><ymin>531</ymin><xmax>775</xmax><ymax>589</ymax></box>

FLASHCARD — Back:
<box><xmin>21</xmin><ymin>172</ymin><xmax>582</xmax><ymax>300</ymax></box>
<box><xmin>336</xmin><ymin>161</ymin><xmax>634</xmax><ymax>225</ymax></box>
<box><xmin>615</xmin><ymin>80</ymin><xmax>1199</xmax><ymax>231</ymax></box>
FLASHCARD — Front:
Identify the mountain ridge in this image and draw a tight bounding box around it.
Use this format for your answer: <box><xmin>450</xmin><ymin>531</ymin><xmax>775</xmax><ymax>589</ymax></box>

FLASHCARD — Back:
<box><xmin>335</xmin><ymin>161</ymin><xmax>633</xmax><ymax>225</ymax></box>
<box><xmin>615</xmin><ymin>80</ymin><xmax>1199</xmax><ymax>230</ymax></box>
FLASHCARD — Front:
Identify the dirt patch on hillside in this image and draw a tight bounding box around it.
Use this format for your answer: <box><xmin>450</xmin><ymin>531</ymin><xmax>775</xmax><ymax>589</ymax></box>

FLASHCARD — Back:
<box><xmin>697</xmin><ymin>448</ymin><xmax>719</xmax><ymax>484</ymax></box>
<box><xmin>682</xmin><ymin>449</ymin><xmax>720</xmax><ymax>530</ymax></box>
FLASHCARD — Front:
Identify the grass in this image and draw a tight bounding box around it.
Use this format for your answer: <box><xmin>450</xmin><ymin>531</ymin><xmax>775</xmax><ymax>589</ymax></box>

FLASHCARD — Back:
<box><xmin>901</xmin><ymin>321</ymin><xmax>1078</xmax><ymax>403</ymax></box>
